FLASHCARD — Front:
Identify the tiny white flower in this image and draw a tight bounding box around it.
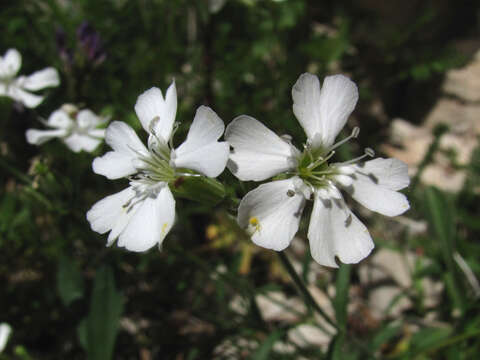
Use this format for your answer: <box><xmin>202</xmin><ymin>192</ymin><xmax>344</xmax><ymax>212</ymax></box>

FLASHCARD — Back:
<box><xmin>26</xmin><ymin>104</ymin><xmax>107</xmax><ymax>153</ymax></box>
<box><xmin>226</xmin><ymin>73</ymin><xmax>410</xmax><ymax>267</ymax></box>
<box><xmin>0</xmin><ymin>323</ymin><xmax>12</xmax><ymax>353</ymax></box>
<box><xmin>87</xmin><ymin>81</ymin><xmax>229</xmax><ymax>252</ymax></box>
<box><xmin>0</xmin><ymin>48</ymin><xmax>59</xmax><ymax>108</ymax></box>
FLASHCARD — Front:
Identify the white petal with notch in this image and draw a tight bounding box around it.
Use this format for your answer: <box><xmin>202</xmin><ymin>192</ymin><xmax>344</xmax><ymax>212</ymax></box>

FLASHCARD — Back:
<box><xmin>225</xmin><ymin>115</ymin><xmax>299</xmax><ymax>181</ymax></box>
<box><xmin>308</xmin><ymin>193</ymin><xmax>374</xmax><ymax>267</ymax></box>
<box><xmin>172</xmin><ymin>105</ymin><xmax>229</xmax><ymax>177</ymax></box>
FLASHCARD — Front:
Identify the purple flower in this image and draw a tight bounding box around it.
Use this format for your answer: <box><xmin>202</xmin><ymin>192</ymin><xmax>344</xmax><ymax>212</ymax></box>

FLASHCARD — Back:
<box><xmin>76</xmin><ymin>21</ymin><xmax>106</xmax><ymax>66</ymax></box>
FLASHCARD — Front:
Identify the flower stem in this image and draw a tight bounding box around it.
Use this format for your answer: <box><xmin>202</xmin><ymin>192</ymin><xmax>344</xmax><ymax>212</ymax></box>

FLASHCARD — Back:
<box><xmin>277</xmin><ymin>251</ymin><xmax>337</xmax><ymax>329</ymax></box>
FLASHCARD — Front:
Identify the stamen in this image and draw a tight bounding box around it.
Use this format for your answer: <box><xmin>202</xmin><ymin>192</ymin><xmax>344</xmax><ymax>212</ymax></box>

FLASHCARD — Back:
<box><xmin>122</xmin><ymin>197</ymin><xmax>133</xmax><ymax>209</ymax></box>
<box><xmin>150</xmin><ymin>146</ymin><xmax>170</xmax><ymax>163</ymax></box>
<box><xmin>127</xmin><ymin>144</ymin><xmax>149</xmax><ymax>159</ymax></box>
<box><xmin>303</xmin><ymin>142</ymin><xmax>314</xmax><ymax>162</ymax></box>
<box><xmin>365</xmin><ymin>147</ymin><xmax>375</xmax><ymax>157</ymax></box>
<box><xmin>302</xmin><ymin>180</ymin><xmax>316</xmax><ymax>197</ymax></box>
<box><xmin>307</xmin><ymin>151</ymin><xmax>335</xmax><ymax>170</ymax></box>
<box><xmin>149</xmin><ymin>116</ymin><xmax>160</xmax><ymax>135</ymax></box>
<box><xmin>169</xmin><ymin>121</ymin><xmax>181</xmax><ymax>150</ymax></box>
<box><xmin>337</xmin><ymin>147</ymin><xmax>375</xmax><ymax>166</ymax></box>
<box><xmin>327</xmin><ymin>126</ymin><xmax>360</xmax><ymax>152</ymax></box>
<box><xmin>281</xmin><ymin>134</ymin><xmax>293</xmax><ymax>143</ymax></box>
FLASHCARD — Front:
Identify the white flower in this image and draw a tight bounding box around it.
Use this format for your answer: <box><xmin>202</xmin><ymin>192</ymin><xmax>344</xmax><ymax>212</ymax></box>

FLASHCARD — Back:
<box><xmin>0</xmin><ymin>323</ymin><xmax>12</xmax><ymax>353</ymax></box>
<box><xmin>226</xmin><ymin>73</ymin><xmax>410</xmax><ymax>267</ymax></box>
<box><xmin>26</xmin><ymin>104</ymin><xmax>107</xmax><ymax>153</ymax></box>
<box><xmin>0</xmin><ymin>48</ymin><xmax>59</xmax><ymax>108</ymax></box>
<box><xmin>87</xmin><ymin>81</ymin><xmax>229</xmax><ymax>252</ymax></box>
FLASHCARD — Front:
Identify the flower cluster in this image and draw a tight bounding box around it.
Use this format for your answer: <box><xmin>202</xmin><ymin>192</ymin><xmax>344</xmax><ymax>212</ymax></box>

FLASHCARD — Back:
<box><xmin>26</xmin><ymin>104</ymin><xmax>107</xmax><ymax>152</ymax></box>
<box><xmin>0</xmin><ymin>49</ymin><xmax>59</xmax><ymax>108</ymax></box>
<box><xmin>2</xmin><ymin>45</ymin><xmax>409</xmax><ymax>266</ymax></box>
<box><xmin>85</xmin><ymin>73</ymin><xmax>410</xmax><ymax>268</ymax></box>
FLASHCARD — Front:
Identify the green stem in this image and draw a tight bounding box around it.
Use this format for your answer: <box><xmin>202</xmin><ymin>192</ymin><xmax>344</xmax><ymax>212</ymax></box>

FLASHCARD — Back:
<box><xmin>410</xmin><ymin>124</ymin><xmax>448</xmax><ymax>192</ymax></box>
<box><xmin>277</xmin><ymin>251</ymin><xmax>337</xmax><ymax>329</ymax></box>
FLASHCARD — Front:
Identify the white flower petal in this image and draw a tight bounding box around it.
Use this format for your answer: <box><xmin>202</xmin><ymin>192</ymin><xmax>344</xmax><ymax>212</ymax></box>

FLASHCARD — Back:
<box><xmin>0</xmin><ymin>323</ymin><xmax>12</xmax><ymax>353</ymax></box>
<box><xmin>225</xmin><ymin>115</ymin><xmax>299</xmax><ymax>181</ymax></box>
<box><xmin>92</xmin><ymin>151</ymin><xmax>137</xmax><ymax>179</ymax></box>
<box><xmin>238</xmin><ymin>178</ymin><xmax>306</xmax><ymax>251</ymax></box>
<box><xmin>292</xmin><ymin>73</ymin><xmax>358</xmax><ymax>148</ymax></box>
<box><xmin>9</xmin><ymin>86</ymin><xmax>44</xmax><ymax>108</ymax></box>
<box><xmin>317</xmin><ymin>74</ymin><xmax>358</xmax><ymax>148</ymax></box>
<box><xmin>292</xmin><ymin>72</ymin><xmax>322</xmax><ymax>142</ymax></box>
<box><xmin>117</xmin><ymin>186</ymin><xmax>175</xmax><ymax>252</ymax></box>
<box><xmin>92</xmin><ymin>121</ymin><xmax>147</xmax><ymax>179</ymax></box>
<box><xmin>77</xmin><ymin>109</ymin><xmax>105</xmax><ymax>128</ymax></box>
<box><xmin>88</xmin><ymin>128</ymin><xmax>106</xmax><ymax>139</ymax></box>
<box><xmin>46</xmin><ymin>109</ymin><xmax>74</xmax><ymax>129</ymax></box>
<box><xmin>173</xmin><ymin>142</ymin><xmax>229</xmax><ymax>177</ymax></box>
<box><xmin>172</xmin><ymin>106</ymin><xmax>229</xmax><ymax>177</ymax></box>
<box><xmin>308</xmin><ymin>193</ymin><xmax>374</xmax><ymax>267</ymax></box>
<box><xmin>25</xmin><ymin>128</ymin><xmax>68</xmax><ymax>145</ymax></box>
<box><xmin>21</xmin><ymin>67</ymin><xmax>60</xmax><ymax>91</ymax></box>
<box><xmin>86</xmin><ymin>186</ymin><xmax>136</xmax><ymax>246</ymax></box>
<box><xmin>105</xmin><ymin>121</ymin><xmax>148</xmax><ymax>155</ymax></box>
<box><xmin>348</xmin><ymin>179</ymin><xmax>410</xmax><ymax>217</ymax></box>
<box><xmin>134</xmin><ymin>81</ymin><xmax>177</xmax><ymax>141</ymax></box>
<box><xmin>0</xmin><ymin>49</ymin><xmax>21</xmax><ymax>77</ymax></box>
<box><xmin>63</xmin><ymin>133</ymin><xmax>102</xmax><ymax>153</ymax></box>
<box><xmin>352</xmin><ymin>158</ymin><xmax>410</xmax><ymax>191</ymax></box>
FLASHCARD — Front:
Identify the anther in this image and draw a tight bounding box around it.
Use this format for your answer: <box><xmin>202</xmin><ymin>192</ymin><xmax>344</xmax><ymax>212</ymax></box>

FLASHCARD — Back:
<box><xmin>169</xmin><ymin>121</ymin><xmax>181</xmax><ymax>149</ymax></box>
<box><xmin>351</xmin><ymin>126</ymin><xmax>360</xmax><ymax>138</ymax></box>
<box><xmin>281</xmin><ymin>134</ymin><xmax>293</xmax><ymax>142</ymax></box>
<box><xmin>286</xmin><ymin>189</ymin><xmax>296</xmax><ymax>197</ymax></box>
<box><xmin>327</xmin><ymin>126</ymin><xmax>361</xmax><ymax>153</ymax></box>
<box><xmin>337</xmin><ymin>147</ymin><xmax>376</xmax><ymax>166</ymax></box>
<box><xmin>149</xmin><ymin>116</ymin><xmax>160</xmax><ymax>135</ymax></box>
<box><xmin>365</xmin><ymin>147</ymin><xmax>375</xmax><ymax>157</ymax></box>
<box><xmin>122</xmin><ymin>198</ymin><xmax>133</xmax><ymax>208</ymax></box>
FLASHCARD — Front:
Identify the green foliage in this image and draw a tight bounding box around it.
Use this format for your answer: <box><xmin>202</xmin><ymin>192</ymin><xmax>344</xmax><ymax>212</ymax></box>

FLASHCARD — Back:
<box><xmin>77</xmin><ymin>266</ymin><xmax>124</xmax><ymax>360</ymax></box>
<box><xmin>57</xmin><ymin>255</ymin><xmax>85</xmax><ymax>306</ymax></box>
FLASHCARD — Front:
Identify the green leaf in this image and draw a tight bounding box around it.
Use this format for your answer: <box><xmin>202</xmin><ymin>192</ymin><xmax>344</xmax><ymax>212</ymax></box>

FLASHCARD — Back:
<box><xmin>331</xmin><ymin>264</ymin><xmax>351</xmax><ymax>358</ymax></box>
<box><xmin>424</xmin><ymin>187</ymin><xmax>455</xmax><ymax>253</ymax></box>
<box><xmin>408</xmin><ymin>327</ymin><xmax>452</xmax><ymax>358</ymax></box>
<box><xmin>333</xmin><ymin>264</ymin><xmax>351</xmax><ymax>329</ymax></box>
<box><xmin>57</xmin><ymin>256</ymin><xmax>85</xmax><ymax>306</ymax></box>
<box><xmin>251</xmin><ymin>330</ymin><xmax>284</xmax><ymax>360</ymax></box>
<box><xmin>369</xmin><ymin>324</ymin><xmax>402</xmax><ymax>352</ymax></box>
<box><xmin>77</xmin><ymin>266</ymin><xmax>124</xmax><ymax>360</ymax></box>
<box><xmin>424</xmin><ymin>186</ymin><xmax>465</xmax><ymax>311</ymax></box>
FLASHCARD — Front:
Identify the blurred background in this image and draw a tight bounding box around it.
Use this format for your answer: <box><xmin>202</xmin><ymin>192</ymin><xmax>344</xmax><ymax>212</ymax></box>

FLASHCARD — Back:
<box><xmin>1</xmin><ymin>0</ymin><xmax>480</xmax><ymax>359</ymax></box>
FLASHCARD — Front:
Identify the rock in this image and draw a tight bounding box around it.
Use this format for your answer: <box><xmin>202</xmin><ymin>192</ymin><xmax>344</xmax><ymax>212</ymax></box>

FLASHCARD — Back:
<box><xmin>255</xmin><ymin>291</ymin><xmax>306</xmax><ymax>323</ymax></box>
<box><xmin>443</xmin><ymin>50</ymin><xmax>480</xmax><ymax>102</ymax></box>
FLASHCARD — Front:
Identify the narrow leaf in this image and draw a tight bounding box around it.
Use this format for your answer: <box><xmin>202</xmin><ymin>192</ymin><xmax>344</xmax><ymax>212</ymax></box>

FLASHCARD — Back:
<box><xmin>57</xmin><ymin>255</ymin><xmax>85</xmax><ymax>306</ymax></box>
<box><xmin>78</xmin><ymin>266</ymin><xmax>124</xmax><ymax>360</ymax></box>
